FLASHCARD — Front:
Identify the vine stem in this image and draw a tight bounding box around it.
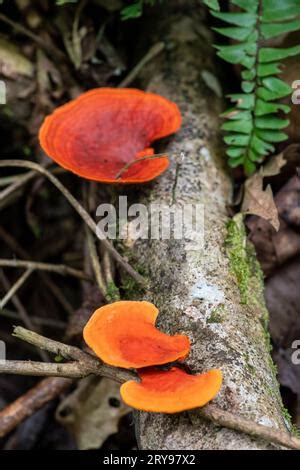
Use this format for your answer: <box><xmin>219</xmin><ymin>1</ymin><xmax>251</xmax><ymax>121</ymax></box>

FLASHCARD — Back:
<box><xmin>0</xmin><ymin>160</ymin><xmax>147</xmax><ymax>287</ymax></box>
<box><xmin>1</xmin><ymin>326</ymin><xmax>300</xmax><ymax>450</ymax></box>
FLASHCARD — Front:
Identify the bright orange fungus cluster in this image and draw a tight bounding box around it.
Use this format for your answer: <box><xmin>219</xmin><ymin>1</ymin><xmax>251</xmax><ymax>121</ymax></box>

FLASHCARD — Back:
<box><xmin>83</xmin><ymin>301</ymin><xmax>222</xmax><ymax>413</ymax></box>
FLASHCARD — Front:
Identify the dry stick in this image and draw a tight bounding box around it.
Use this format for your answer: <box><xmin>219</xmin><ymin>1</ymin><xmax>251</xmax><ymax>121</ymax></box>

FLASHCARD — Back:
<box><xmin>118</xmin><ymin>42</ymin><xmax>165</xmax><ymax>88</ymax></box>
<box><xmin>1</xmin><ymin>327</ymin><xmax>300</xmax><ymax>450</ymax></box>
<box><xmin>0</xmin><ymin>270</ymin><xmax>34</xmax><ymax>330</ymax></box>
<box><xmin>0</xmin><ymin>161</ymin><xmax>146</xmax><ymax>286</ymax></box>
<box><xmin>199</xmin><ymin>404</ymin><xmax>300</xmax><ymax>451</ymax></box>
<box><xmin>0</xmin><ymin>259</ymin><xmax>89</xmax><ymax>281</ymax></box>
<box><xmin>0</xmin><ymin>377</ymin><xmax>73</xmax><ymax>439</ymax></box>
<box><xmin>0</xmin><ymin>225</ymin><xmax>74</xmax><ymax>316</ymax></box>
<box><xmin>0</xmin><ymin>268</ymin><xmax>33</xmax><ymax>310</ymax></box>
<box><xmin>0</xmin><ymin>161</ymin><xmax>53</xmax><ymax>204</ymax></box>
<box><xmin>85</xmin><ymin>227</ymin><xmax>107</xmax><ymax>299</ymax></box>
<box><xmin>6</xmin><ymin>326</ymin><xmax>137</xmax><ymax>384</ymax></box>
<box><xmin>0</xmin><ymin>12</ymin><xmax>65</xmax><ymax>61</ymax></box>
<box><xmin>114</xmin><ymin>153</ymin><xmax>169</xmax><ymax>180</ymax></box>
<box><xmin>0</xmin><ymin>271</ymin><xmax>48</xmax><ymax>362</ymax></box>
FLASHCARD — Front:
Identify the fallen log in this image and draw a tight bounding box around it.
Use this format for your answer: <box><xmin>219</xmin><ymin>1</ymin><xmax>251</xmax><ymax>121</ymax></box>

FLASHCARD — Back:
<box><xmin>125</xmin><ymin>0</ymin><xmax>290</xmax><ymax>450</ymax></box>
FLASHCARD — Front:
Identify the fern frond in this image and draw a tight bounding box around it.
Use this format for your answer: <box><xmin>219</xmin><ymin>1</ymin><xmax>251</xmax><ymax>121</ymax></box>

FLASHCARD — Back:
<box><xmin>204</xmin><ymin>0</ymin><xmax>300</xmax><ymax>174</ymax></box>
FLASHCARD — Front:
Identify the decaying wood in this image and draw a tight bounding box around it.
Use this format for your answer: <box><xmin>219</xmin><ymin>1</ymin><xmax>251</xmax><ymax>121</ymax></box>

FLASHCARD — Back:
<box><xmin>0</xmin><ymin>377</ymin><xmax>72</xmax><ymax>439</ymax></box>
<box><xmin>125</xmin><ymin>1</ymin><xmax>290</xmax><ymax>449</ymax></box>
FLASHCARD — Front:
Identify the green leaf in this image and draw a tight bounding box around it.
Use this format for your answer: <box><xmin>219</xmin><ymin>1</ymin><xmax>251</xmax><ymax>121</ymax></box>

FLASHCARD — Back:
<box><xmin>255</xmin><ymin>129</ymin><xmax>288</xmax><ymax>143</ymax></box>
<box><xmin>228</xmin><ymin>156</ymin><xmax>245</xmax><ymax>168</ymax></box>
<box><xmin>231</xmin><ymin>0</ymin><xmax>258</xmax><ymax>12</ymax></box>
<box><xmin>244</xmin><ymin>159</ymin><xmax>256</xmax><ymax>175</ymax></box>
<box><xmin>255</xmin><ymin>99</ymin><xmax>290</xmax><ymax>116</ymax></box>
<box><xmin>257</xmin><ymin>77</ymin><xmax>292</xmax><ymax>101</ymax></box>
<box><xmin>221</xmin><ymin>109</ymin><xmax>252</xmax><ymax>120</ymax></box>
<box><xmin>262</xmin><ymin>77</ymin><xmax>292</xmax><ymax>96</ymax></box>
<box><xmin>242</xmin><ymin>69</ymin><xmax>256</xmax><ymax>80</ymax></box>
<box><xmin>203</xmin><ymin>0</ymin><xmax>220</xmax><ymax>10</ymax></box>
<box><xmin>222</xmin><ymin>119</ymin><xmax>253</xmax><ymax>134</ymax></box>
<box><xmin>213</xmin><ymin>26</ymin><xmax>253</xmax><ymax>41</ymax></box>
<box><xmin>224</xmin><ymin>134</ymin><xmax>250</xmax><ymax>146</ymax></box>
<box><xmin>250</xmin><ymin>135</ymin><xmax>275</xmax><ymax>155</ymax></box>
<box><xmin>248</xmin><ymin>149</ymin><xmax>261</xmax><ymax>162</ymax></box>
<box><xmin>226</xmin><ymin>147</ymin><xmax>246</xmax><ymax>158</ymax></box>
<box><xmin>261</xmin><ymin>20</ymin><xmax>300</xmax><ymax>40</ymax></box>
<box><xmin>241</xmin><ymin>81</ymin><xmax>255</xmax><ymax>92</ymax></box>
<box><xmin>257</xmin><ymin>63</ymin><xmax>282</xmax><ymax>77</ymax></box>
<box><xmin>255</xmin><ymin>117</ymin><xmax>290</xmax><ymax>129</ymax></box>
<box><xmin>211</xmin><ymin>10</ymin><xmax>256</xmax><ymax>27</ymax></box>
<box><xmin>259</xmin><ymin>45</ymin><xmax>300</xmax><ymax>63</ymax></box>
<box><xmin>228</xmin><ymin>93</ymin><xmax>255</xmax><ymax>109</ymax></box>
<box><xmin>215</xmin><ymin>42</ymin><xmax>257</xmax><ymax>64</ymax></box>
<box><xmin>262</xmin><ymin>4</ymin><xmax>300</xmax><ymax>22</ymax></box>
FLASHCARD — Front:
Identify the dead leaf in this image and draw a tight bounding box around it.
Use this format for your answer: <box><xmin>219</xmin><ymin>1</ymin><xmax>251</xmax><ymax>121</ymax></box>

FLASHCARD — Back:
<box><xmin>262</xmin><ymin>152</ymin><xmax>286</xmax><ymax>177</ymax></box>
<box><xmin>242</xmin><ymin>174</ymin><xmax>280</xmax><ymax>231</ymax></box>
<box><xmin>247</xmin><ymin>175</ymin><xmax>300</xmax><ymax>275</ymax></box>
<box><xmin>56</xmin><ymin>377</ymin><xmax>130</xmax><ymax>450</ymax></box>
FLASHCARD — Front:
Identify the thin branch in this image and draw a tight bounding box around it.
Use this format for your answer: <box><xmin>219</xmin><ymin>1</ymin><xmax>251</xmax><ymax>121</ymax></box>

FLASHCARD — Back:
<box><xmin>114</xmin><ymin>153</ymin><xmax>169</xmax><ymax>180</ymax></box>
<box><xmin>0</xmin><ymin>258</ymin><xmax>89</xmax><ymax>280</ymax></box>
<box><xmin>0</xmin><ymin>268</ymin><xmax>33</xmax><ymax>309</ymax></box>
<box><xmin>0</xmin><ymin>377</ymin><xmax>73</xmax><ymax>439</ymax></box>
<box><xmin>118</xmin><ymin>42</ymin><xmax>165</xmax><ymax>88</ymax></box>
<box><xmin>0</xmin><ymin>360</ymin><xmax>86</xmax><ymax>378</ymax></box>
<box><xmin>0</xmin><ymin>161</ymin><xmax>146</xmax><ymax>287</ymax></box>
<box><xmin>11</xmin><ymin>326</ymin><xmax>136</xmax><ymax>384</ymax></box>
<box><xmin>200</xmin><ymin>404</ymin><xmax>300</xmax><ymax>451</ymax></box>
<box><xmin>85</xmin><ymin>228</ymin><xmax>107</xmax><ymax>298</ymax></box>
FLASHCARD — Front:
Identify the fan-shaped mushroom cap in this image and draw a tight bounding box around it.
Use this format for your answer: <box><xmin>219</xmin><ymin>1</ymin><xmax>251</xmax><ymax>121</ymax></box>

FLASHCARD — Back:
<box><xmin>83</xmin><ymin>301</ymin><xmax>190</xmax><ymax>369</ymax></box>
<box><xmin>120</xmin><ymin>367</ymin><xmax>223</xmax><ymax>413</ymax></box>
<box><xmin>39</xmin><ymin>88</ymin><xmax>181</xmax><ymax>183</ymax></box>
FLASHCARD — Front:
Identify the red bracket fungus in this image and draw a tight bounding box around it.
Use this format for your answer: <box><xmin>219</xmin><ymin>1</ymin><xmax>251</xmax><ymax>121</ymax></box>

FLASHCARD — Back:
<box><xmin>39</xmin><ymin>88</ymin><xmax>181</xmax><ymax>183</ymax></box>
<box><xmin>120</xmin><ymin>367</ymin><xmax>223</xmax><ymax>413</ymax></box>
<box><xmin>83</xmin><ymin>301</ymin><xmax>190</xmax><ymax>369</ymax></box>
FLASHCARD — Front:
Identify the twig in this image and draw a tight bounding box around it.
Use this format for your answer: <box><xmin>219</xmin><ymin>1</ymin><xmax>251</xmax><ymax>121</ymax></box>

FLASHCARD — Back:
<box><xmin>0</xmin><ymin>271</ymin><xmax>48</xmax><ymax>361</ymax></box>
<box><xmin>0</xmin><ymin>161</ymin><xmax>146</xmax><ymax>286</ymax></box>
<box><xmin>0</xmin><ymin>259</ymin><xmax>89</xmax><ymax>280</ymax></box>
<box><xmin>0</xmin><ymin>377</ymin><xmax>73</xmax><ymax>438</ymax></box>
<box><xmin>0</xmin><ymin>360</ymin><xmax>86</xmax><ymax>378</ymax></box>
<box><xmin>1</xmin><ymin>327</ymin><xmax>300</xmax><ymax>449</ymax></box>
<box><xmin>114</xmin><ymin>153</ymin><xmax>169</xmax><ymax>180</ymax></box>
<box><xmin>85</xmin><ymin>228</ymin><xmax>107</xmax><ymax>299</ymax></box>
<box><xmin>118</xmin><ymin>42</ymin><xmax>165</xmax><ymax>88</ymax></box>
<box><xmin>0</xmin><ymin>270</ymin><xmax>34</xmax><ymax>330</ymax></box>
<box><xmin>0</xmin><ymin>225</ymin><xmax>74</xmax><ymax>316</ymax></box>
<box><xmin>0</xmin><ymin>12</ymin><xmax>65</xmax><ymax>61</ymax></box>
<box><xmin>0</xmin><ymin>268</ymin><xmax>33</xmax><ymax>309</ymax></box>
<box><xmin>200</xmin><ymin>404</ymin><xmax>300</xmax><ymax>451</ymax></box>
<box><xmin>0</xmin><ymin>161</ymin><xmax>52</xmax><ymax>204</ymax></box>
<box><xmin>11</xmin><ymin>326</ymin><xmax>136</xmax><ymax>384</ymax></box>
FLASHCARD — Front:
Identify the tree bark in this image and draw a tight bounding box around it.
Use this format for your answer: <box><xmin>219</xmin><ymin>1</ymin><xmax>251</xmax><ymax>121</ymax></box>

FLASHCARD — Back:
<box><xmin>125</xmin><ymin>0</ymin><xmax>289</xmax><ymax>450</ymax></box>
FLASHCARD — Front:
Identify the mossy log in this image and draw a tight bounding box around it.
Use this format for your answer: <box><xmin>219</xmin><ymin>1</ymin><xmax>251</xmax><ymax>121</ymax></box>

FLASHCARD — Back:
<box><xmin>124</xmin><ymin>0</ymin><xmax>289</xmax><ymax>450</ymax></box>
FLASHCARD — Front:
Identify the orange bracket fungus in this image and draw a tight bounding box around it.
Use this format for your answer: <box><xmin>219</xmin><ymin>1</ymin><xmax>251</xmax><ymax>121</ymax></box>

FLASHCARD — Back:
<box><xmin>39</xmin><ymin>88</ymin><xmax>181</xmax><ymax>183</ymax></box>
<box><xmin>83</xmin><ymin>301</ymin><xmax>190</xmax><ymax>369</ymax></box>
<box><xmin>120</xmin><ymin>367</ymin><xmax>223</xmax><ymax>413</ymax></box>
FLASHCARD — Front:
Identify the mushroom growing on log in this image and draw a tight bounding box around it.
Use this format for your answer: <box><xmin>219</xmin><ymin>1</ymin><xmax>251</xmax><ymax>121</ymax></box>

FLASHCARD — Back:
<box><xmin>121</xmin><ymin>0</ymin><xmax>290</xmax><ymax>450</ymax></box>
